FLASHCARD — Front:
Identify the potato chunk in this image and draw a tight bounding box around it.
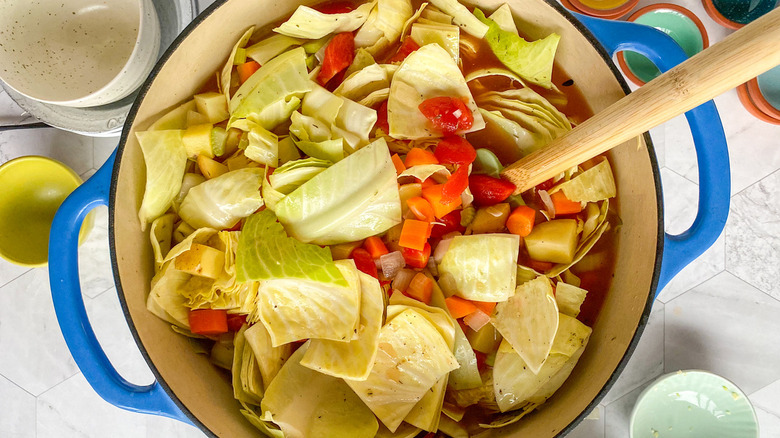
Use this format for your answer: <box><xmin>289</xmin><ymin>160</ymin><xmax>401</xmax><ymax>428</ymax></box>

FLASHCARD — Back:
<box><xmin>524</xmin><ymin>219</ymin><xmax>578</xmax><ymax>264</ymax></box>
<box><xmin>174</xmin><ymin>243</ymin><xmax>225</xmax><ymax>279</ymax></box>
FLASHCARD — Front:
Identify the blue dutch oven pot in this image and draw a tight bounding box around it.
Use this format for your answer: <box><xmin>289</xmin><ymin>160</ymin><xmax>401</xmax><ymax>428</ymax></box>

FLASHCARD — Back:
<box><xmin>47</xmin><ymin>3</ymin><xmax>729</xmax><ymax>437</ymax></box>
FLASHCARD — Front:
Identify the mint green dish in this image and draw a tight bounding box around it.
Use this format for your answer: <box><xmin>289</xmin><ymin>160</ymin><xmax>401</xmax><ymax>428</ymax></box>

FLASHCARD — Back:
<box><xmin>757</xmin><ymin>65</ymin><xmax>780</xmax><ymax>110</ymax></box>
<box><xmin>624</xmin><ymin>8</ymin><xmax>705</xmax><ymax>84</ymax></box>
<box><xmin>630</xmin><ymin>370</ymin><xmax>758</xmax><ymax>438</ymax></box>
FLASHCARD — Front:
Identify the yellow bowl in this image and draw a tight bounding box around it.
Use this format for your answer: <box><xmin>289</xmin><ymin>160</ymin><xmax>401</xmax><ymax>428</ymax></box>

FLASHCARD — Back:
<box><xmin>0</xmin><ymin>156</ymin><xmax>93</xmax><ymax>267</ymax></box>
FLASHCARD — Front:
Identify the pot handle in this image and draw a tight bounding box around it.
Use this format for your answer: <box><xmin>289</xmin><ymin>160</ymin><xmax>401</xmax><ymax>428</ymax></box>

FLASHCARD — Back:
<box><xmin>574</xmin><ymin>13</ymin><xmax>730</xmax><ymax>293</ymax></box>
<box><xmin>48</xmin><ymin>150</ymin><xmax>191</xmax><ymax>424</ymax></box>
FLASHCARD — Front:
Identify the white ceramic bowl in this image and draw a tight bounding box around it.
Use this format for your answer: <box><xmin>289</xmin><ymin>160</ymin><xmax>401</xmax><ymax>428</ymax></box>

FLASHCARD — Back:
<box><xmin>0</xmin><ymin>0</ymin><xmax>160</xmax><ymax>108</ymax></box>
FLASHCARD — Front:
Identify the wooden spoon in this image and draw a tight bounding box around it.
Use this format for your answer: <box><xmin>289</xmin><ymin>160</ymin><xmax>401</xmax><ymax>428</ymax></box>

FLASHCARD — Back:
<box><xmin>500</xmin><ymin>8</ymin><xmax>780</xmax><ymax>194</ymax></box>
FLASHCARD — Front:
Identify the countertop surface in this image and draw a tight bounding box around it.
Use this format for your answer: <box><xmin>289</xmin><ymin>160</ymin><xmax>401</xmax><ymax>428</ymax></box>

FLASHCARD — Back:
<box><xmin>1</xmin><ymin>0</ymin><xmax>779</xmax><ymax>436</ymax></box>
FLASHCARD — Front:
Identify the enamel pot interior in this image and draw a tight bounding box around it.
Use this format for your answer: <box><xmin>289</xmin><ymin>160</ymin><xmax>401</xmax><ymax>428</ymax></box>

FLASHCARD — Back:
<box><xmin>110</xmin><ymin>0</ymin><xmax>661</xmax><ymax>435</ymax></box>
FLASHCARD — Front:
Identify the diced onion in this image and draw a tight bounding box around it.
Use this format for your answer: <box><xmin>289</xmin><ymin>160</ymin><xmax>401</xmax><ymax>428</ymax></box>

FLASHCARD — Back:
<box><xmin>380</xmin><ymin>251</ymin><xmax>406</xmax><ymax>279</ymax></box>
<box><xmin>392</xmin><ymin>268</ymin><xmax>415</xmax><ymax>292</ymax></box>
<box><xmin>426</xmin><ymin>257</ymin><xmax>439</xmax><ymax>277</ymax></box>
<box><xmin>437</xmin><ymin>271</ymin><xmax>459</xmax><ymax>297</ymax></box>
<box><xmin>433</xmin><ymin>238</ymin><xmax>453</xmax><ymax>264</ymax></box>
<box><xmin>538</xmin><ymin>189</ymin><xmax>555</xmax><ymax>218</ymax></box>
<box><xmin>463</xmin><ymin>309</ymin><xmax>491</xmax><ymax>331</ymax></box>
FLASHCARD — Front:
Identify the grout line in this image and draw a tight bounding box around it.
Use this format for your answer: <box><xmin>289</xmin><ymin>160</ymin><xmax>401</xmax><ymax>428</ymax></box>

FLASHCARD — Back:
<box><xmin>0</xmin><ymin>266</ymin><xmax>34</xmax><ymax>289</ymax></box>
<box><xmin>36</xmin><ymin>370</ymin><xmax>81</xmax><ymax>399</ymax></box>
<box><xmin>0</xmin><ymin>372</ymin><xmax>39</xmax><ymax>400</ymax></box>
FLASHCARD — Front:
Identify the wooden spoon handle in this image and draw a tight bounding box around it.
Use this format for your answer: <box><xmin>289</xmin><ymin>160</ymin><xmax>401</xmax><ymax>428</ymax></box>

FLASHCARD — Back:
<box><xmin>501</xmin><ymin>7</ymin><xmax>780</xmax><ymax>194</ymax></box>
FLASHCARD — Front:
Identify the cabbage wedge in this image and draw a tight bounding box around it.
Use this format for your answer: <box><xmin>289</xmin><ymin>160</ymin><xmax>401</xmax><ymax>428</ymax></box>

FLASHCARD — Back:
<box><xmin>354</xmin><ymin>0</ymin><xmax>413</xmax><ymax>55</ymax></box>
<box><xmin>254</xmin><ymin>259</ymin><xmax>361</xmax><ymax>346</ymax></box>
<box><xmin>222</xmin><ymin>27</ymin><xmax>254</xmax><ymax>102</ymax></box>
<box><xmin>438</xmin><ymin>234</ymin><xmax>520</xmax><ymax>301</ymax></box>
<box><xmin>427</xmin><ymin>0</ymin><xmax>488</xmax><ymax>38</ymax></box>
<box><xmin>549</xmin><ymin>158</ymin><xmax>617</xmax><ymax>202</ymax></box>
<box><xmin>555</xmin><ymin>282</ymin><xmax>588</xmax><ymax>318</ymax></box>
<box><xmin>346</xmin><ymin>308</ymin><xmax>459</xmax><ymax>432</ymax></box>
<box><xmin>244</xmin><ymin>321</ymin><xmax>292</xmax><ymax>391</ymax></box>
<box><xmin>261</xmin><ymin>343</ymin><xmax>379</xmax><ymax>438</ymax></box>
<box><xmin>274</xmin><ymin>1</ymin><xmax>376</xmax><ymax>39</ymax></box>
<box><xmin>137</xmin><ymin>130</ymin><xmax>188</xmax><ymax>230</ymax></box>
<box><xmin>410</xmin><ymin>22</ymin><xmax>459</xmax><ymax>63</ymax></box>
<box><xmin>146</xmin><ymin>261</ymin><xmax>191</xmax><ymax>329</ymax></box>
<box><xmin>150</xmin><ymin>213</ymin><xmax>176</xmax><ymax>271</ymax></box>
<box><xmin>388</xmin><ymin>44</ymin><xmax>484</xmax><ymax>139</ymax></box>
<box><xmin>300</xmin><ymin>271</ymin><xmax>384</xmax><ymax>380</ymax></box>
<box><xmin>178</xmin><ymin>168</ymin><xmax>264</xmax><ymax>230</ymax></box>
<box><xmin>492</xmin><ymin>276</ymin><xmax>559</xmax><ymax>374</ymax></box>
<box><xmin>274</xmin><ymin>138</ymin><xmax>402</xmax><ymax>245</ymax></box>
<box><xmin>233</xmin><ymin>325</ymin><xmax>265</xmax><ymax>405</ymax></box>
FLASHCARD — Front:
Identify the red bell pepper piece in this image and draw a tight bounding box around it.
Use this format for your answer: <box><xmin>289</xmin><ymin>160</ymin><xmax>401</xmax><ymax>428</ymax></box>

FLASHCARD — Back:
<box><xmin>418</xmin><ymin>96</ymin><xmax>474</xmax><ymax>134</ymax></box>
<box><xmin>317</xmin><ymin>32</ymin><xmax>355</xmax><ymax>87</ymax></box>
<box><xmin>469</xmin><ymin>174</ymin><xmax>516</xmax><ymax>206</ymax></box>
<box><xmin>226</xmin><ymin>314</ymin><xmax>247</xmax><ymax>332</ymax></box>
<box><xmin>375</xmin><ymin>100</ymin><xmax>389</xmax><ymax>133</ymax></box>
<box><xmin>402</xmin><ymin>243</ymin><xmax>431</xmax><ymax>269</ymax></box>
<box><xmin>434</xmin><ymin>135</ymin><xmax>477</xmax><ymax>166</ymax></box>
<box><xmin>429</xmin><ymin>210</ymin><xmax>463</xmax><ymax>238</ymax></box>
<box><xmin>350</xmin><ymin>247</ymin><xmax>378</xmax><ymax>278</ymax></box>
<box><xmin>387</xmin><ymin>37</ymin><xmax>420</xmax><ymax>63</ymax></box>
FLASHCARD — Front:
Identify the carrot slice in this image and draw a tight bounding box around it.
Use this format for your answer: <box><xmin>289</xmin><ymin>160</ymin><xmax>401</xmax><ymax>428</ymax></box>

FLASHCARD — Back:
<box><xmin>398</xmin><ymin>219</ymin><xmax>430</xmax><ymax>251</ymax></box>
<box><xmin>506</xmin><ymin>205</ymin><xmax>536</xmax><ymax>237</ymax></box>
<box><xmin>391</xmin><ymin>153</ymin><xmax>406</xmax><ymax>175</ymax></box>
<box><xmin>407</xmin><ymin>273</ymin><xmax>433</xmax><ymax>304</ymax></box>
<box><xmin>364</xmin><ymin>236</ymin><xmax>389</xmax><ymax>259</ymax></box>
<box><xmin>236</xmin><ymin>61</ymin><xmax>260</xmax><ymax>84</ymax></box>
<box><xmin>550</xmin><ymin>191</ymin><xmax>583</xmax><ymax>215</ymax></box>
<box><xmin>422</xmin><ymin>184</ymin><xmax>462</xmax><ymax>219</ymax></box>
<box><xmin>445</xmin><ymin>296</ymin><xmax>478</xmax><ymax>319</ymax></box>
<box><xmin>406</xmin><ymin>196</ymin><xmax>435</xmax><ymax>222</ymax></box>
<box><xmin>189</xmin><ymin>309</ymin><xmax>228</xmax><ymax>336</ymax></box>
<box><xmin>404</xmin><ymin>147</ymin><xmax>439</xmax><ymax>167</ymax></box>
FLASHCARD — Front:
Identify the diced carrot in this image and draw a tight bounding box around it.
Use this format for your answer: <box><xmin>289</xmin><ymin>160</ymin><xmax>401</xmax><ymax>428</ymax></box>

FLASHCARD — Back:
<box><xmin>506</xmin><ymin>205</ymin><xmax>536</xmax><ymax>237</ymax></box>
<box><xmin>471</xmin><ymin>300</ymin><xmax>496</xmax><ymax>316</ymax></box>
<box><xmin>391</xmin><ymin>153</ymin><xmax>406</xmax><ymax>175</ymax></box>
<box><xmin>404</xmin><ymin>147</ymin><xmax>439</xmax><ymax>167</ymax></box>
<box><xmin>422</xmin><ymin>184</ymin><xmax>462</xmax><ymax>219</ymax></box>
<box><xmin>406</xmin><ymin>272</ymin><xmax>433</xmax><ymax>304</ymax></box>
<box><xmin>188</xmin><ymin>309</ymin><xmax>228</xmax><ymax>336</ymax></box>
<box><xmin>550</xmin><ymin>191</ymin><xmax>583</xmax><ymax>215</ymax></box>
<box><xmin>398</xmin><ymin>219</ymin><xmax>430</xmax><ymax>251</ymax></box>
<box><xmin>445</xmin><ymin>296</ymin><xmax>478</xmax><ymax>319</ymax></box>
<box><xmin>364</xmin><ymin>236</ymin><xmax>389</xmax><ymax>259</ymax></box>
<box><xmin>236</xmin><ymin>61</ymin><xmax>260</xmax><ymax>84</ymax></box>
<box><xmin>406</xmin><ymin>196</ymin><xmax>435</xmax><ymax>222</ymax></box>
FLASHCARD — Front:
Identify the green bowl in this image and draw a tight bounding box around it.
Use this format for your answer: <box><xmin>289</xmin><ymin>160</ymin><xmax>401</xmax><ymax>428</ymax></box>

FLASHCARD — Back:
<box><xmin>630</xmin><ymin>370</ymin><xmax>759</xmax><ymax>438</ymax></box>
<box><xmin>0</xmin><ymin>156</ymin><xmax>93</xmax><ymax>267</ymax></box>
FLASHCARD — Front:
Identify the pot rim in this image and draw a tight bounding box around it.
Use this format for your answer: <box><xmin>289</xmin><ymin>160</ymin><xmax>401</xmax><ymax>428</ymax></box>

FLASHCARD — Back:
<box><xmin>107</xmin><ymin>0</ymin><xmax>664</xmax><ymax>435</ymax></box>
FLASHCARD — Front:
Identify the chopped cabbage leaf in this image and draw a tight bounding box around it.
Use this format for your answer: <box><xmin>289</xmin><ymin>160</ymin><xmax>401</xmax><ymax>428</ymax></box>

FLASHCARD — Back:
<box><xmin>427</xmin><ymin>0</ymin><xmax>488</xmax><ymax>38</ymax></box>
<box><xmin>474</xmin><ymin>8</ymin><xmax>560</xmax><ymax>89</ymax></box>
<box><xmin>388</xmin><ymin>44</ymin><xmax>484</xmax><ymax>139</ymax></box>
<box><xmin>555</xmin><ymin>282</ymin><xmax>588</xmax><ymax>318</ymax></box>
<box><xmin>492</xmin><ymin>313</ymin><xmax>590</xmax><ymax>411</ymax></box>
<box><xmin>148</xmin><ymin>100</ymin><xmax>196</xmax><ymax>131</ymax></box>
<box><xmin>300</xmin><ymin>271</ymin><xmax>384</xmax><ymax>380</ymax></box>
<box><xmin>150</xmin><ymin>213</ymin><xmax>176</xmax><ymax>271</ymax></box>
<box><xmin>398</xmin><ymin>164</ymin><xmax>449</xmax><ymax>182</ymax></box>
<box><xmin>275</xmin><ymin>138</ymin><xmax>402</xmax><ymax>245</ymax></box>
<box><xmin>137</xmin><ymin>130</ymin><xmax>187</xmax><ymax>229</ymax></box>
<box><xmin>230</xmin><ymin>47</ymin><xmax>311</xmax><ymax>127</ymax></box>
<box><xmin>448</xmin><ymin>323</ymin><xmax>482</xmax><ymax>390</ymax></box>
<box><xmin>334</xmin><ymin>63</ymin><xmax>394</xmax><ymax>103</ymax></box>
<box><xmin>233</xmin><ymin>324</ymin><xmax>264</xmax><ymax>405</ymax></box>
<box><xmin>274</xmin><ymin>1</ymin><xmax>376</xmax><ymax>39</ymax></box>
<box><xmin>346</xmin><ymin>309</ymin><xmax>459</xmax><ymax>432</ymax></box>
<box><xmin>472</xmin><ymin>109</ymin><xmax>539</xmax><ymax>163</ymax></box>
<box><xmin>354</xmin><ymin>0</ymin><xmax>413</xmax><ymax>55</ymax></box>
<box><xmin>261</xmin><ymin>343</ymin><xmax>379</xmax><ymax>438</ymax></box>
<box><xmin>231</xmin><ymin>119</ymin><xmax>280</xmax><ymax>167</ymax></box>
<box><xmin>492</xmin><ymin>276</ymin><xmax>559</xmax><ymax>374</ymax></box>
<box><xmin>236</xmin><ymin>209</ymin><xmax>347</xmax><ymax>286</ymax></box>
<box><xmin>289</xmin><ymin>111</ymin><xmax>345</xmax><ymax>162</ymax></box>
<box><xmin>375</xmin><ymin>422</ymin><xmax>421</xmax><ymax>438</ymax></box>
<box><xmin>146</xmin><ymin>261</ymin><xmax>191</xmax><ymax>328</ymax></box>
<box><xmin>465</xmin><ymin>67</ymin><xmax>525</xmax><ymax>87</ymax></box>
<box><xmin>254</xmin><ymin>259</ymin><xmax>361</xmax><ymax>346</ymax></box>
<box><xmin>164</xmin><ymin>227</ymin><xmax>218</xmax><ymax>263</ymax></box>
<box><xmin>222</xmin><ymin>27</ymin><xmax>254</xmax><ymax>102</ymax></box>
<box><xmin>244</xmin><ymin>321</ymin><xmax>292</xmax><ymax>391</ymax></box>
<box><xmin>475</xmin><ymin>87</ymin><xmax>571</xmax><ymax>131</ymax></box>
<box><xmin>549</xmin><ymin>158</ymin><xmax>617</xmax><ymax>202</ymax></box>
<box><xmin>410</xmin><ymin>22</ymin><xmax>460</xmax><ymax>63</ymax></box>
<box><xmin>303</xmin><ymin>84</ymin><xmax>378</xmax><ymax>153</ymax></box>
<box><xmin>246</xmin><ymin>34</ymin><xmax>303</xmax><ymax>65</ymax></box>
<box><xmin>420</xmin><ymin>7</ymin><xmax>454</xmax><ymax>24</ymax></box>
<box><xmin>240</xmin><ymin>406</ymin><xmax>285</xmax><ymax>438</ymax></box>
<box><xmin>488</xmin><ymin>3</ymin><xmax>518</xmax><ymax>34</ymax></box>
<box><xmin>269</xmin><ymin>158</ymin><xmax>332</xmax><ymax>194</ymax></box>
<box><xmin>438</xmin><ymin>234</ymin><xmax>520</xmax><ymax>301</ymax></box>
<box><xmin>178</xmin><ymin>168</ymin><xmax>264</xmax><ymax>230</ymax></box>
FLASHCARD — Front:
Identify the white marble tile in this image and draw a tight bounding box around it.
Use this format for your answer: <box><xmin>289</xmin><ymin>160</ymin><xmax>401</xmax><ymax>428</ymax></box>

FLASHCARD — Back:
<box><xmin>657</xmin><ymin>233</ymin><xmax>725</xmax><ymax>304</ymax></box>
<box><xmin>37</xmin><ymin>372</ymin><xmax>147</xmax><ymax>438</ymax></box>
<box><xmin>660</xmin><ymin>168</ymin><xmax>698</xmax><ymax>236</ymax></box>
<box><xmin>0</xmin><ymin>374</ymin><xmax>36</xmax><ymax>438</ymax></box>
<box><xmin>725</xmin><ymin>169</ymin><xmax>780</xmax><ymax>300</ymax></box>
<box><xmin>750</xmin><ymin>378</ymin><xmax>780</xmax><ymax>419</ymax></box>
<box><xmin>0</xmin><ymin>258</ymin><xmax>31</xmax><ymax>289</ymax></box>
<box><xmin>599</xmin><ymin>302</ymin><xmax>665</xmax><ymax>406</ymax></box>
<box><xmin>93</xmin><ymin>135</ymin><xmax>119</xmax><ymax>170</ymax></box>
<box><xmin>146</xmin><ymin>415</ymin><xmax>208</xmax><ymax>438</ymax></box>
<box><xmin>664</xmin><ymin>272</ymin><xmax>780</xmax><ymax>395</ymax></box>
<box><xmin>77</xmin><ymin>206</ymin><xmax>116</xmax><ymax>299</ymax></box>
<box><xmin>755</xmin><ymin>406</ymin><xmax>780</xmax><ymax>438</ymax></box>
<box><xmin>84</xmin><ymin>287</ymin><xmax>156</xmax><ymax>385</ymax></box>
<box><xmin>0</xmin><ymin>268</ymin><xmax>78</xmax><ymax>396</ymax></box>
<box><xmin>566</xmin><ymin>405</ymin><xmax>605</xmax><ymax>438</ymax></box>
<box><xmin>80</xmin><ymin>168</ymin><xmax>98</xmax><ymax>181</ymax></box>
<box><xmin>604</xmin><ymin>381</ymin><xmax>652</xmax><ymax>438</ymax></box>
<box><xmin>0</xmin><ymin>128</ymin><xmax>95</xmax><ymax>176</ymax></box>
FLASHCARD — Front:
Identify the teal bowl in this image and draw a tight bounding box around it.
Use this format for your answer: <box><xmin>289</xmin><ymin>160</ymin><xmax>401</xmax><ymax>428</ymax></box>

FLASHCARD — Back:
<box><xmin>757</xmin><ymin>65</ymin><xmax>780</xmax><ymax>112</ymax></box>
<box><xmin>630</xmin><ymin>370</ymin><xmax>759</xmax><ymax>438</ymax></box>
<box><xmin>618</xmin><ymin>4</ymin><xmax>709</xmax><ymax>86</ymax></box>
